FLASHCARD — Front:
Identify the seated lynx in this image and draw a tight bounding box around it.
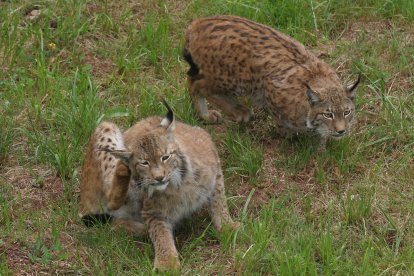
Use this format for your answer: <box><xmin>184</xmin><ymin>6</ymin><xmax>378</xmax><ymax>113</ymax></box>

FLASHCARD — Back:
<box><xmin>79</xmin><ymin>101</ymin><xmax>238</xmax><ymax>270</ymax></box>
<box><xmin>183</xmin><ymin>15</ymin><xmax>360</xmax><ymax>150</ymax></box>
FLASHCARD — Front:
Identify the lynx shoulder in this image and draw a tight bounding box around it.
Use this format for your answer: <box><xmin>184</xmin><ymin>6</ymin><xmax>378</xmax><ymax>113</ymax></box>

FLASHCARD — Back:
<box><xmin>184</xmin><ymin>15</ymin><xmax>360</xmax><ymax>149</ymax></box>
<box><xmin>79</xmin><ymin>102</ymin><xmax>237</xmax><ymax>271</ymax></box>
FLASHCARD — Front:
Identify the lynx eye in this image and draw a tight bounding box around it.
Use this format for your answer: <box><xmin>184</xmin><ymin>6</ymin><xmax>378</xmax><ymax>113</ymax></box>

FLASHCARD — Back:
<box><xmin>139</xmin><ymin>160</ymin><xmax>150</xmax><ymax>167</ymax></box>
<box><xmin>344</xmin><ymin>109</ymin><xmax>351</xmax><ymax>116</ymax></box>
<box><xmin>322</xmin><ymin>112</ymin><xmax>334</xmax><ymax>119</ymax></box>
<box><xmin>161</xmin><ymin>154</ymin><xmax>171</xmax><ymax>162</ymax></box>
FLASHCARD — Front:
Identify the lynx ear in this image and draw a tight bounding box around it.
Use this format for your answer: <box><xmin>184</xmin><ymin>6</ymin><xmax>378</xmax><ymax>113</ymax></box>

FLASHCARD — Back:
<box><xmin>99</xmin><ymin>148</ymin><xmax>133</xmax><ymax>166</ymax></box>
<box><xmin>346</xmin><ymin>74</ymin><xmax>361</xmax><ymax>101</ymax></box>
<box><xmin>160</xmin><ymin>99</ymin><xmax>176</xmax><ymax>134</ymax></box>
<box><xmin>305</xmin><ymin>84</ymin><xmax>320</xmax><ymax>107</ymax></box>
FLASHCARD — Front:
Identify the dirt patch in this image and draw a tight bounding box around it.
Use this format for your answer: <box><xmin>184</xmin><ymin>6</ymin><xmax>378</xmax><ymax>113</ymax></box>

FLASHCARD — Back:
<box><xmin>84</xmin><ymin>0</ymin><xmax>150</xmax><ymax>25</ymax></box>
<box><xmin>233</xmin><ymin>138</ymin><xmax>321</xmax><ymax>211</ymax></box>
<box><xmin>0</xmin><ymin>239</ymin><xmax>39</xmax><ymax>274</ymax></box>
<box><xmin>79</xmin><ymin>49</ymin><xmax>113</xmax><ymax>77</ymax></box>
<box><xmin>341</xmin><ymin>20</ymin><xmax>394</xmax><ymax>42</ymax></box>
<box><xmin>0</xmin><ymin>230</ymin><xmax>85</xmax><ymax>274</ymax></box>
<box><xmin>50</xmin><ymin>47</ymin><xmax>113</xmax><ymax>78</ymax></box>
<box><xmin>181</xmin><ymin>240</ymin><xmax>236</xmax><ymax>274</ymax></box>
<box><xmin>2</xmin><ymin>165</ymin><xmax>64</xmax><ymax>211</ymax></box>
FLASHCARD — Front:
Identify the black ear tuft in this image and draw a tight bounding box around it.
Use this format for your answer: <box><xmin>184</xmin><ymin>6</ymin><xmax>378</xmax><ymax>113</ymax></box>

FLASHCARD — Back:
<box><xmin>346</xmin><ymin>74</ymin><xmax>361</xmax><ymax>100</ymax></box>
<box><xmin>160</xmin><ymin>99</ymin><xmax>176</xmax><ymax>133</ymax></box>
<box><xmin>161</xmin><ymin>98</ymin><xmax>174</xmax><ymax>124</ymax></box>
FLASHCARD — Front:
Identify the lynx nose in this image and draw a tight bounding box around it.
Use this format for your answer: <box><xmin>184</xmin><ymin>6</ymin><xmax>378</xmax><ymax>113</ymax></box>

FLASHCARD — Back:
<box><xmin>154</xmin><ymin>176</ymin><xmax>164</xmax><ymax>182</ymax></box>
<box><xmin>334</xmin><ymin>129</ymin><xmax>345</xmax><ymax>137</ymax></box>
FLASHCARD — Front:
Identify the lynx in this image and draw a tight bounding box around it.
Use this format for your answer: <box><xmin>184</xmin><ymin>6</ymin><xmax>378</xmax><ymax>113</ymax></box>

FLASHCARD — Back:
<box><xmin>79</xmin><ymin>101</ymin><xmax>237</xmax><ymax>271</ymax></box>
<box><xmin>183</xmin><ymin>15</ymin><xmax>360</xmax><ymax>150</ymax></box>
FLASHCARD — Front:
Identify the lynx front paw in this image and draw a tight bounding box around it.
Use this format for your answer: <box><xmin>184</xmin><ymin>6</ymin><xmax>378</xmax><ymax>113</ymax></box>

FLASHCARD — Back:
<box><xmin>221</xmin><ymin>221</ymin><xmax>241</xmax><ymax>232</ymax></box>
<box><xmin>154</xmin><ymin>255</ymin><xmax>180</xmax><ymax>271</ymax></box>
<box><xmin>214</xmin><ymin>219</ymin><xmax>241</xmax><ymax>232</ymax></box>
<box><xmin>234</xmin><ymin>110</ymin><xmax>253</xmax><ymax>123</ymax></box>
<box><xmin>205</xmin><ymin>110</ymin><xmax>223</xmax><ymax>124</ymax></box>
<box><xmin>229</xmin><ymin>221</ymin><xmax>241</xmax><ymax>230</ymax></box>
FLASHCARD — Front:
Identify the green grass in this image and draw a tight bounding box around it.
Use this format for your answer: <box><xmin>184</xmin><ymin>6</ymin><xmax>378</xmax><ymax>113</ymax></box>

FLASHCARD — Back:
<box><xmin>222</xmin><ymin>127</ymin><xmax>263</xmax><ymax>185</ymax></box>
<box><xmin>1</xmin><ymin>0</ymin><xmax>414</xmax><ymax>274</ymax></box>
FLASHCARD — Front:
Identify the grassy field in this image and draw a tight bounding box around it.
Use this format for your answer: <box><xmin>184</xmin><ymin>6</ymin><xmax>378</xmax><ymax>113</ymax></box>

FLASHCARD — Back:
<box><xmin>1</xmin><ymin>0</ymin><xmax>413</xmax><ymax>274</ymax></box>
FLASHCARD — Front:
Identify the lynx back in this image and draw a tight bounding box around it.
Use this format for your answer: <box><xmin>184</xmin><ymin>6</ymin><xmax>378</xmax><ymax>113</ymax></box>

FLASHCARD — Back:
<box><xmin>184</xmin><ymin>15</ymin><xmax>360</xmax><ymax>150</ymax></box>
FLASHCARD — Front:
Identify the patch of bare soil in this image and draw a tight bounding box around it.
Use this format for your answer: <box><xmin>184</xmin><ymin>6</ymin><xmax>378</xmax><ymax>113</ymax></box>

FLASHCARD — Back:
<box><xmin>50</xmin><ymin>47</ymin><xmax>113</xmax><ymax>78</ymax></box>
<box><xmin>80</xmin><ymin>49</ymin><xmax>114</xmax><ymax>77</ymax></box>
<box><xmin>2</xmin><ymin>165</ymin><xmax>64</xmax><ymax>211</ymax></box>
<box><xmin>342</xmin><ymin>19</ymin><xmax>394</xmax><ymax>41</ymax></box>
<box><xmin>84</xmin><ymin>0</ymin><xmax>149</xmax><ymax>26</ymax></box>
<box><xmin>0</xmin><ymin>161</ymin><xmax>88</xmax><ymax>273</ymax></box>
<box><xmin>84</xmin><ymin>0</ymin><xmax>192</xmax><ymax>24</ymax></box>
<box><xmin>1</xmin><ymin>231</ymin><xmax>85</xmax><ymax>274</ymax></box>
<box><xmin>234</xmin><ymin>139</ymin><xmax>322</xmax><ymax>208</ymax></box>
<box><xmin>0</xmin><ymin>239</ymin><xmax>39</xmax><ymax>274</ymax></box>
<box><xmin>0</xmin><ymin>141</ymin><xmax>78</xmax><ymax>272</ymax></box>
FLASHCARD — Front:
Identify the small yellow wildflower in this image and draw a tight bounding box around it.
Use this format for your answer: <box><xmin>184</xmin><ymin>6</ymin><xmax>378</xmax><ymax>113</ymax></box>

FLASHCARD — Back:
<box><xmin>48</xmin><ymin>42</ymin><xmax>57</xmax><ymax>50</ymax></box>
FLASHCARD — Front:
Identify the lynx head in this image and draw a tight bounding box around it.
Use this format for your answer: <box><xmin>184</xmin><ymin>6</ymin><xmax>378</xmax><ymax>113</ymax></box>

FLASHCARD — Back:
<box><xmin>305</xmin><ymin>75</ymin><xmax>360</xmax><ymax>139</ymax></box>
<box><xmin>110</xmin><ymin>101</ymin><xmax>187</xmax><ymax>197</ymax></box>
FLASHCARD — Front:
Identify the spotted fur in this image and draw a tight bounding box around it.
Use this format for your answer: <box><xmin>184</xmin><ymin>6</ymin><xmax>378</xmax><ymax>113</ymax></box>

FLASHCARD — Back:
<box><xmin>184</xmin><ymin>15</ymin><xmax>360</xmax><ymax>149</ymax></box>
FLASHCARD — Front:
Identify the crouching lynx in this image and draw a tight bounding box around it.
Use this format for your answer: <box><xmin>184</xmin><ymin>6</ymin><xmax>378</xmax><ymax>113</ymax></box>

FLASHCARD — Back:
<box><xmin>79</xmin><ymin>101</ymin><xmax>238</xmax><ymax>270</ymax></box>
<box><xmin>184</xmin><ymin>15</ymin><xmax>360</xmax><ymax>150</ymax></box>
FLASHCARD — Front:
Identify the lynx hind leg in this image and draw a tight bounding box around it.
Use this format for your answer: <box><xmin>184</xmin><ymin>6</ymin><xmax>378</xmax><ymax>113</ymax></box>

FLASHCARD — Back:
<box><xmin>207</xmin><ymin>94</ymin><xmax>253</xmax><ymax>123</ymax></box>
<box><xmin>188</xmin><ymin>77</ymin><xmax>223</xmax><ymax>124</ymax></box>
<box><xmin>94</xmin><ymin>122</ymin><xmax>131</xmax><ymax>210</ymax></box>
<box><xmin>79</xmin><ymin>132</ymin><xmax>104</xmax><ymax>218</ymax></box>
<box><xmin>208</xmin><ymin>169</ymin><xmax>239</xmax><ymax>231</ymax></box>
<box><xmin>79</xmin><ymin>122</ymin><xmax>129</xmax><ymax>220</ymax></box>
<box><xmin>79</xmin><ymin>122</ymin><xmax>116</xmax><ymax>218</ymax></box>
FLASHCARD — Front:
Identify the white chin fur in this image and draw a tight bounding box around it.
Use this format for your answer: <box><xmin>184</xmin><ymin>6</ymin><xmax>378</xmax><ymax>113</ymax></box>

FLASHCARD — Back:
<box><xmin>306</xmin><ymin>117</ymin><xmax>313</xmax><ymax>129</ymax></box>
<box><xmin>155</xmin><ymin>182</ymin><xmax>169</xmax><ymax>191</ymax></box>
<box><xmin>147</xmin><ymin>182</ymin><xmax>169</xmax><ymax>197</ymax></box>
<box><xmin>330</xmin><ymin>134</ymin><xmax>345</xmax><ymax>140</ymax></box>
